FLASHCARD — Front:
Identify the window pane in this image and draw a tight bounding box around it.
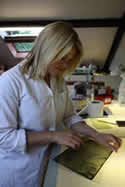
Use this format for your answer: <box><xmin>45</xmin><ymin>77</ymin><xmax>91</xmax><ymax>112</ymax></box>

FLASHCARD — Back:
<box><xmin>14</xmin><ymin>42</ymin><xmax>33</xmax><ymax>52</ymax></box>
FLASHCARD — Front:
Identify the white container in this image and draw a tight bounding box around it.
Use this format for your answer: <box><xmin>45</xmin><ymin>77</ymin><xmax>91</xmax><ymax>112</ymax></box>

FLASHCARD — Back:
<box><xmin>78</xmin><ymin>100</ymin><xmax>104</xmax><ymax>118</ymax></box>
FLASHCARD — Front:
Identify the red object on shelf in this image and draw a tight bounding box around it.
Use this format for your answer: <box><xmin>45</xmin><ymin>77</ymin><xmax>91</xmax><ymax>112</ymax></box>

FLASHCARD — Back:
<box><xmin>95</xmin><ymin>95</ymin><xmax>112</xmax><ymax>104</ymax></box>
<box><xmin>106</xmin><ymin>86</ymin><xmax>112</xmax><ymax>95</ymax></box>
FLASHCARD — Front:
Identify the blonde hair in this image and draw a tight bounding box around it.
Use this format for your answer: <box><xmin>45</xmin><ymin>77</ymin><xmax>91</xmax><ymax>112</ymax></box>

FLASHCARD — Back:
<box><xmin>22</xmin><ymin>22</ymin><xmax>83</xmax><ymax>80</ymax></box>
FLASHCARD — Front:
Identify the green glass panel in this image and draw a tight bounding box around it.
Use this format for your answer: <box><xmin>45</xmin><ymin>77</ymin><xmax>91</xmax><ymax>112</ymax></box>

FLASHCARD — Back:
<box><xmin>54</xmin><ymin>138</ymin><xmax>112</xmax><ymax>180</ymax></box>
<box><xmin>14</xmin><ymin>42</ymin><xmax>33</xmax><ymax>52</ymax></box>
<box><xmin>11</xmin><ymin>31</ymin><xmax>32</xmax><ymax>35</ymax></box>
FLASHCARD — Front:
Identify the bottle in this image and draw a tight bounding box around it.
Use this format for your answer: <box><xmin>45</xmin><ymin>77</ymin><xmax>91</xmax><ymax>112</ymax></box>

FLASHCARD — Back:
<box><xmin>91</xmin><ymin>87</ymin><xmax>95</xmax><ymax>101</ymax></box>
<box><xmin>118</xmin><ymin>77</ymin><xmax>125</xmax><ymax>105</ymax></box>
<box><xmin>90</xmin><ymin>74</ymin><xmax>95</xmax><ymax>101</ymax></box>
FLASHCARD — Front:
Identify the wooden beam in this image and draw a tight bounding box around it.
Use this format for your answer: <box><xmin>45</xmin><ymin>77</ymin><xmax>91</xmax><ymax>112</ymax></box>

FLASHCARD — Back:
<box><xmin>0</xmin><ymin>18</ymin><xmax>122</xmax><ymax>28</ymax></box>
<box><xmin>103</xmin><ymin>13</ymin><xmax>125</xmax><ymax>73</ymax></box>
<box><xmin>4</xmin><ymin>36</ymin><xmax>36</xmax><ymax>42</ymax></box>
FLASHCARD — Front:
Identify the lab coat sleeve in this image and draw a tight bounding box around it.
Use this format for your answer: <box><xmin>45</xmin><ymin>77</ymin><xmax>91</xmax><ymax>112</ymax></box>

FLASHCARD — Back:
<box><xmin>63</xmin><ymin>87</ymin><xmax>84</xmax><ymax>128</ymax></box>
<box><xmin>0</xmin><ymin>74</ymin><xmax>26</xmax><ymax>154</ymax></box>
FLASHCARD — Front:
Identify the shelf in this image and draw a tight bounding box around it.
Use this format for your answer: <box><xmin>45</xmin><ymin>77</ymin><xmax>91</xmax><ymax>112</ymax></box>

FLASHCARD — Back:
<box><xmin>72</xmin><ymin>72</ymin><xmax>90</xmax><ymax>75</ymax></box>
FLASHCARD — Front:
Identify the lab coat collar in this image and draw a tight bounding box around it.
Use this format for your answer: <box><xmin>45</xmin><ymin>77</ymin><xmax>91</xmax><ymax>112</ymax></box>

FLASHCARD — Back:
<box><xmin>19</xmin><ymin>61</ymin><xmax>66</xmax><ymax>93</ymax></box>
<box><xmin>50</xmin><ymin>77</ymin><xmax>66</xmax><ymax>93</ymax></box>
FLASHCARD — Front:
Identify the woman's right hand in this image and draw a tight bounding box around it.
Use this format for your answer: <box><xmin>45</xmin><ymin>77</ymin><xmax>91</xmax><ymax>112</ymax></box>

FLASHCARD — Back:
<box><xmin>51</xmin><ymin>130</ymin><xmax>83</xmax><ymax>149</ymax></box>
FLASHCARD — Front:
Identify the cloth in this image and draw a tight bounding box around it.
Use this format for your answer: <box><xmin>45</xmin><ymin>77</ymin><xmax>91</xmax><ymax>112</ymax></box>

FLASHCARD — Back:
<box><xmin>0</xmin><ymin>63</ymin><xmax>83</xmax><ymax>187</ymax></box>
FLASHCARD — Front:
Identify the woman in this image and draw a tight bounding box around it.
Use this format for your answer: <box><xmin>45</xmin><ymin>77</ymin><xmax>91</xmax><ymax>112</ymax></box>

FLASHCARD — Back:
<box><xmin>0</xmin><ymin>22</ymin><xmax>121</xmax><ymax>187</ymax></box>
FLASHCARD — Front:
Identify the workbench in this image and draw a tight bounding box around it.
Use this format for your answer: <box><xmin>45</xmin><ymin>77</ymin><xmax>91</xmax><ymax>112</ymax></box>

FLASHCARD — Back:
<box><xmin>43</xmin><ymin>101</ymin><xmax>125</xmax><ymax>187</ymax></box>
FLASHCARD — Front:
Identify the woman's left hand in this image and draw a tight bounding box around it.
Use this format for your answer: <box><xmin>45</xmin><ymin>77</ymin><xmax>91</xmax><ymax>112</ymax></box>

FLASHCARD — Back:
<box><xmin>94</xmin><ymin>133</ymin><xmax>122</xmax><ymax>152</ymax></box>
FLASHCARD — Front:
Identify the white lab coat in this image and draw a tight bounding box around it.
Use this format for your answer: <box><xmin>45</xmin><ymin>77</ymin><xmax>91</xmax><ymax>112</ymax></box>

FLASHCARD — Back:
<box><xmin>0</xmin><ymin>63</ymin><xmax>83</xmax><ymax>187</ymax></box>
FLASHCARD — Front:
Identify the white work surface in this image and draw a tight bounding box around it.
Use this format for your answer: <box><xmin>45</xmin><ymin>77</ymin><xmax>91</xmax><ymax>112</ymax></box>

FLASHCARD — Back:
<box><xmin>43</xmin><ymin>101</ymin><xmax>125</xmax><ymax>187</ymax></box>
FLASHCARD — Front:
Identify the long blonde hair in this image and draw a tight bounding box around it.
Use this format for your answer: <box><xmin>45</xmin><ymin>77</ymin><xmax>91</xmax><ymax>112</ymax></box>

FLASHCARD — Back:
<box><xmin>22</xmin><ymin>22</ymin><xmax>84</xmax><ymax>80</ymax></box>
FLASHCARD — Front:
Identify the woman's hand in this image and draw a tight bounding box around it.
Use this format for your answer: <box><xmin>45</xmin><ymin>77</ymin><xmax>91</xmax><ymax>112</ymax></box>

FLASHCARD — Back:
<box><xmin>71</xmin><ymin>122</ymin><xmax>122</xmax><ymax>152</ymax></box>
<box><xmin>94</xmin><ymin>132</ymin><xmax>122</xmax><ymax>152</ymax></box>
<box><xmin>52</xmin><ymin>130</ymin><xmax>83</xmax><ymax>149</ymax></box>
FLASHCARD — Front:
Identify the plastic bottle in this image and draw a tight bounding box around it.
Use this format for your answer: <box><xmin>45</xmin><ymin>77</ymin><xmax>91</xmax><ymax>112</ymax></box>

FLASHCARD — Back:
<box><xmin>118</xmin><ymin>73</ymin><xmax>125</xmax><ymax>105</ymax></box>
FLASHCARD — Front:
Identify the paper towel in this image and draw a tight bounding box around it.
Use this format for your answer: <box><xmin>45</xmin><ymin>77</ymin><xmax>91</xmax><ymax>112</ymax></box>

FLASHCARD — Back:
<box><xmin>88</xmin><ymin>100</ymin><xmax>104</xmax><ymax>118</ymax></box>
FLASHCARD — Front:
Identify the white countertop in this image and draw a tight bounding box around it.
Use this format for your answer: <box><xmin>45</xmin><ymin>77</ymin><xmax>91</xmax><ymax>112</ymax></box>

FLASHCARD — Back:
<box><xmin>43</xmin><ymin>101</ymin><xmax>125</xmax><ymax>187</ymax></box>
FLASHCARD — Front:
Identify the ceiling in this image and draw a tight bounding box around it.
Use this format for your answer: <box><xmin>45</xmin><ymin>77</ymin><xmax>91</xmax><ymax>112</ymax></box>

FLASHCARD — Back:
<box><xmin>0</xmin><ymin>0</ymin><xmax>125</xmax><ymax>74</ymax></box>
<box><xmin>0</xmin><ymin>0</ymin><xmax>125</xmax><ymax>20</ymax></box>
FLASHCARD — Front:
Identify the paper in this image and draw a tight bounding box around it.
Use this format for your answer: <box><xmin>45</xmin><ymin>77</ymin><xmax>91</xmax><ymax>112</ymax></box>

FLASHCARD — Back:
<box><xmin>85</xmin><ymin>118</ymin><xmax>115</xmax><ymax>129</ymax></box>
<box><xmin>96</xmin><ymin>116</ymin><xmax>125</xmax><ymax>124</ymax></box>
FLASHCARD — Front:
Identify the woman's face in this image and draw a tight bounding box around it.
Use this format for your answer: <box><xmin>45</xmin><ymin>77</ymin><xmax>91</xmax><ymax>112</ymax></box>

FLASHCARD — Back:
<box><xmin>47</xmin><ymin>47</ymin><xmax>77</xmax><ymax>78</ymax></box>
